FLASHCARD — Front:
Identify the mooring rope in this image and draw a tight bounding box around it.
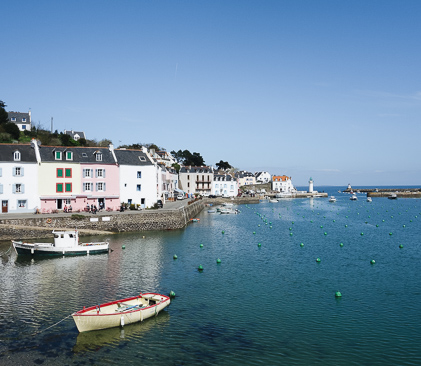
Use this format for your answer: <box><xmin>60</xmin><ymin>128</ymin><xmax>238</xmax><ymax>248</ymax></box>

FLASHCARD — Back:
<box><xmin>0</xmin><ymin>244</ymin><xmax>13</xmax><ymax>256</ymax></box>
<box><xmin>32</xmin><ymin>314</ymin><xmax>73</xmax><ymax>335</ymax></box>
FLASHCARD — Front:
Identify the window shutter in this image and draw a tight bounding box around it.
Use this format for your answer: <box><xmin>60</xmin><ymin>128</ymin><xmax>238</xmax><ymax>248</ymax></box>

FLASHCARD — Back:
<box><xmin>0</xmin><ymin>184</ymin><xmax>3</xmax><ymax>194</ymax></box>
<box><xmin>95</xmin><ymin>169</ymin><xmax>98</xmax><ymax>178</ymax></box>
<box><xmin>0</xmin><ymin>167</ymin><xmax>2</xmax><ymax>176</ymax></box>
<box><xmin>96</xmin><ymin>182</ymin><xmax>98</xmax><ymax>191</ymax></box>
<box><xmin>13</xmin><ymin>184</ymin><xmax>16</xmax><ymax>193</ymax></box>
<box><xmin>12</xmin><ymin>168</ymin><xmax>16</xmax><ymax>177</ymax></box>
<box><xmin>103</xmin><ymin>183</ymin><xmax>106</xmax><ymax>191</ymax></box>
<box><xmin>21</xmin><ymin>167</ymin><xmax>24</xmax><ymax>176</ymax></box>
<box><xmin>91</xmin><ymin>169</ymin><xmax>93</xmax><ymax>177</ymax></box>
<box><xmin>83</xmin><ymin>184</ymin><xmax>85</xmax><ymax>192</ymax></box>
<box><xmin>83</xmin><ymin>169</ymin><xmax>86</xmax><ymax>178</ymax></box>
<box><xmin>21</xmin><ymin>184</ymin><xmax>25</xmax><ymax>193</ymax></box>
<box><xmin>103</xmin><ymin>169</ymin><xmax>106</xmax><ymax>178</ymax></box>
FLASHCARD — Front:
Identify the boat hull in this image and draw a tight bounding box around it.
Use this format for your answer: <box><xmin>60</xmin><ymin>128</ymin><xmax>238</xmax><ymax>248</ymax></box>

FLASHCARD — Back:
<box><xmin>12</xmin><ymin>241</ymin><xmax>109</xmax><ymax>256</ymax></box>
<box><xmin>72</xmin><ymin>293</ymin><xmax>170</xmax><ymax>332</ymax></box>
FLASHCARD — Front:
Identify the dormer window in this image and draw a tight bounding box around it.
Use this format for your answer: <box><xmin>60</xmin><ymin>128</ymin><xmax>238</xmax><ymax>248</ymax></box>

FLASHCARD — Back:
<box><xmin>96</xmin><ymin>152</ymin><xmax>102</xmax><ymax>161</ymax></box>
<box><xmin>13</xmin><ymin>151</ymin><xmax>21</xmax><ymax>161</ymax></box>
<box><xmin>22</xmin><ymin>118</ymin><xmax>26</xmax><ymax>122</ymax></box>
<box><xmin>82</xmin><ymin>153</ymin><xmax>88</xmax><ymax>158</ymax></box>
<box><xmin>55</xmin><ymin>151</ymin><xmax>62</xmax><ymax>160</ymax></box>
<box><xmin>138</xmin><ymin>156</ymin><xmax>146</xmax><ymax>162</ymax></box>
<box><xmin>66</xmin><ymin>151</ymin><xmax>73</xmax><ymax>161</ymax></box>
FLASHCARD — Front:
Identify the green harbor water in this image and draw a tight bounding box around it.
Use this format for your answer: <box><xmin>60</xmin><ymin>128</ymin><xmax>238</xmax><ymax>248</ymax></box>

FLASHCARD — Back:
<box><xmin>0</xmin><ymin>187</ymin><xmax>420</xmax><ymax>365</ymax></box>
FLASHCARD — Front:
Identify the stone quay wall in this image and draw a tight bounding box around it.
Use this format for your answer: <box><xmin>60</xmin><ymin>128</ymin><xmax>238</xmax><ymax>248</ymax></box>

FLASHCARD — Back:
<box><xmin>0</xmin><ymin>201</ymin><xmax>205</xmax><ymax>241</ymax></box>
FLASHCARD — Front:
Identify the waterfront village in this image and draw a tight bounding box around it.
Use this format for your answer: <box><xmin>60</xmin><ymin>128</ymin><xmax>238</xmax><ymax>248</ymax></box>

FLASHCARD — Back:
<box><xmin>0</xmin><ymin>109</ymin><xmax>318</xmax><ymax>215</ymax></box>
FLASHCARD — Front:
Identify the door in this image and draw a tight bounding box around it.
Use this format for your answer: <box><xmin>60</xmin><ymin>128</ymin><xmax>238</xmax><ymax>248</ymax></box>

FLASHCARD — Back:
<box><xmin>141</xmin><ymin>198</ymin><xmax>145</xmax><ymax>209</ymax></box>
<box><xmin>2</xmin><ymin>200</ymin><xmax>8</xmax><ymax>213</ymax></box>
<box><xmin>98</xmin><ymin>198</ymin><xmax>104</xmax><ymax>210</ymax></box>
<box><xmin>57</xmin><ymin>199</ymin><xmax>63</xmax><ymax>210</ymax></box>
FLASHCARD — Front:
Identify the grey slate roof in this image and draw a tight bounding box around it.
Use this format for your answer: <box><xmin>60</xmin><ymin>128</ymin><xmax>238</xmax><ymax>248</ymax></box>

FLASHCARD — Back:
<box><xmin>114</xmin><ymin>149</ymin><xmax>153</xmax><ymax>166</ymax></box>
<box><xmin>0</xmin><ymin>144</ymin><xmax>37</xmax><ymax>162</ymax></box>
<box><xmin>38</xmin><ymin>146</ymin><xmax>116</xmax><ymax>164</ymax></box>
<box><xmin>64</xmin><ymin>130</ymin><xmax>86</xmax><ymax>140</ymax></box>
<box><xmin>7</xmin><ymin>111</ymin><xmax>31</xmax><ymax>124</ymax></box>
<box><xmin>214</xmin><ymin>174</ymin><xmax>233</xmax><ymax>181</ymax></box>
<box><xmin>179</xmin><ymin>166</ymin><xmax>213</xmax><ymax>174</ymax></box>
<box><xmin>235</xmin><ymin>171</ymin><xmax>254</xmax><ymax>178</ymax></box>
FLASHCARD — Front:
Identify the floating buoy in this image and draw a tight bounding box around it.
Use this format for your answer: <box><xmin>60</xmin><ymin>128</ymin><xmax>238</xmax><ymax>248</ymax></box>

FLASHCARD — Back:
<box><xmin>403</xmin><ymin>225</ymin><xmax>406</xmax><ymax>228</ymax></box>
<box><xmin>370</xmin><ymin>259</ymin><xmax>376</xmax><ymax>264</ymax></box>
<box><xmin>335</xmin><ymin>291</ymin><xmax>342</xmax><ymax>298</ymax></box>
<box><xmin>257</xmin><ymin>243</ymin><xmax>261</xmax><ymax>247</ymax></box>
<box><xmin>376</xmin><ymin>224</ymin><xmax>379</xmax><ymax>227</ymax></box>
<box><xmin>345</xmin><ymin>225</ymin><xmax>348</xmax><ymax>227</ymax></box>
<box><xmin>198</xmin><ymin>265</ymin><xmax>204</xmax><ymax>271</ymax></box>
<box><xmin>300</xmin><ymin>243</ymin><xmax>304</xmax><ymax>247</ymax></box>
<box><xmin>340</xmin><ymin>243</ymin><xmax>343</xmax><ymax>247</ymax></box>
<box><xmin>316</xmin><ymin>258</ymin><xmax>321</xmax><ymax>262</ymax></box>
<box><xmin>399</xmin><ymin>244</ymin><xmax>403</xmax><ymax>248</ymax></box>
<box><xmin>389</xmin><ymin>232</ymin><xmax>393</xmax><ymax>236</ymax></box>
<box><xmin>324</xmin><ymin>232</ymin><xmax>327</xmax><ymax>236</ymax></box>
<box><xmin>173</xmin><ymin>254</ymin><xmax>178</xmax><ymax>260</ymax></box>
<box><xmin>222</xmin><ymin>231</ymin><xmax>225</xmax><ymax>234</ymax></box>
<box><xmin>200</xmin><ymin>244</ymin><xmax>203</xmax><ymax>248</ymax></box>
<box><xmin>122</xmin><ymin>245</ymin><xmax>125</xmax><ymax>249</ymax></box>
<box><xmin>289</xmin><ymin>227</ymin><xmax>292</xmax><ymax>231</ymax></box>
<box><xmin>320</xmin><ymin>225</ymin><xmax>323</xmax><ymax>228</ymax></box>
<box><xmin>169</xmin><ymin>291</ymin><xmax>176</xmax><ymax>298</ymax></box>
<box><xmin>360</xmin><ymin>232</ymin><xmax>364</xmax><ymax>236</ymax></box>
<box><xmin>253</xmin><ymin>231</ymin><xmax>256</xmax><ymax>235</ymax></box>
<box><xmin>258</xmin><ymin>225</ymin><xmax>260</xmax><ymax>227</ymax></box>
<box><xmin>290</xmin><ymin>232</ymin><xmax>293</xmax><ymax>236</ymax></box>
<box><xmin>216</xmin><ymin>258</ymin><xmax>221</xmax><ymax>264</ymax></box>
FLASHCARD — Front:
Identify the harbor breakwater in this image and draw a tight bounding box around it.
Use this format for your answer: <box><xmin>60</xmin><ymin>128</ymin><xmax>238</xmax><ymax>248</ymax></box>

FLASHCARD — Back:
<box><xmin>0</xmin><ymin>200</ymin><xmax>206</xmax><ymax>241</ymax></box>
<box><xmin>344</xmin><ymin>187</ymin><xmax>421</xmax><ymax>198</ymax></box>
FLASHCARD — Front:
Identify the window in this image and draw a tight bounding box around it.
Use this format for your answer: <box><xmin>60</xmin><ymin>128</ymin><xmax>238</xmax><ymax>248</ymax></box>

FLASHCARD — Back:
<box><xmin>66</xmin><ymin>151</ymin><xmax>73</xmax><ymax>160</ymax></box>
<box><xmin>22</xmin><ymin>125</ymin><xmax>26</xmax><ymax>130</ymax></box>
<box><xmin>22</xmin><ymin>118</ymin><xmax>26</xmax><ymax>122</ymax></box>
<box><xmin>187</xmin><ymin>182</ymin><xmax>190</xmax><ymax>188</ymax></box>
<box><xmin>15</xmin><ymin>184</ymin><xmax>22</xmax><ymax>193</ymax></box>
<box><xmin>96</xmin><ymin>169</ymin><xmax>105</xmax><ymax>178</ymax></box>
<box><xmin>64</xmin><ymin>199</ymin><xmax>71</xmax><ymax>204</ymax></box>
<box><xmin>18</xmin><ymin>200</ymin><xmax>27</xmax><ymax>208</ymax></box>
<box><xmin>138</xmin><ymin>156</ymin><xmax>146</xmax><ymax>162</ymax></box>
<box><xmin>137</xmin><ymin>171</ymin><xmax>142</xmax><ymax>178</ymax></box>
<box><xmin>65</xmin><ymin>183</ymin><xmax>72</xmax><ymax>192</ymax></box>
<box><xmin>13</xmin><ymin>151</ymin><xmax>21</xmax><ymax>161</ymax></box>
<box><xmin>11</xmin><ymin>117</ymin><xmax>16</xmax><ymax>122</ymax></box>
<box><xmin>96</xmin><ymin>152</ymin><xmax>102</xmax><ymax>161</ymax></box>
<box><xmin>55</xmin><ymin>151</ymin><xmax>62</xmax><ymax>160</ymax></box>
<box><xmin>82</xmin><ymin>153</ymin><xmax>88</xmax><ymax>158</ymax></box>
<box><xmin>57</xmin><ymin>168</ymin><xmax>63</xmax><ymax>178</ymax></box>
<box><xmin>96</xmin><ymin>182</ymin><xmax>105</xmax><ymax>191</ymax></box>
<box><xmin>14</xmin><ymin>167</ymin><xmax>23</xmax><ymax>176</ymax></box>
<box><xmin>65</xmin><ymin>168</ymin><xmax>72</xmax><ymax>178</ymax></box>
<box><xmin>56</xmin><ymin>183</ymin><xmax>63</xmax><ymax>193</ymax></box>
<box><xmin>136</xmin><ymin>184</ymin><xmax>141</xmax><ymax>191</ymax></box>
<box><xmin>83</xmin><ymin>169</ymin><xmax>92</xmax><ymax>178</ymax></box>
<box><xmin>187</xmin><ymin>175</ymin><xmax>190</xmax><ymax>180</ymax></box>
<box><xmin>83</xmin><ymin>182</ymin><xmax>92</xmax><ymax>192</ymax></box>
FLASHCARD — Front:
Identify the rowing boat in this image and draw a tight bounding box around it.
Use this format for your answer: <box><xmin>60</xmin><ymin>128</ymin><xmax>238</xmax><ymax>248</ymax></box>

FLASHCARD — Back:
<box><xmin>72</xmin><ymin>292</ymin><xmax>170</xmax><ymax>332</ymax></box>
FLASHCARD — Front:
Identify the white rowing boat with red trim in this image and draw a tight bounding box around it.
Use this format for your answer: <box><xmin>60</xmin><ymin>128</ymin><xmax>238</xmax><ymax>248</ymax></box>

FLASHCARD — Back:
<box><xmin>72</xmin><ymin>292</ymin><xmax>171</xmax><ymax>332</ymax></box>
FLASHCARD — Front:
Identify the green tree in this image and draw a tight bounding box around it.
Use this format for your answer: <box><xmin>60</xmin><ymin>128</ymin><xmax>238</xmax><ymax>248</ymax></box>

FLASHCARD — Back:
<box><xmin>170</xmin><ymin>149</ymin><xmax>205</xmax><ymax>166</ymax></box>
<box><xmin>3</xmin><ymin>122</ymin><xmax>20</xmax><ymax>140</ymax></box>
<box><xmin>216</xmin><ymin>160</ymin><xmax>232</xmax><ymax>170</ymax></box>
<box><xmin>0</xmin><ymin>100</ymin><xmax>9</xmax><ymax>125</ymax></box>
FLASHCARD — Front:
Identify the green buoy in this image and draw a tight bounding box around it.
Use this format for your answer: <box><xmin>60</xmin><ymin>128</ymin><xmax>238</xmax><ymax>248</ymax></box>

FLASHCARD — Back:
<box><xmin>399</xmin><ymin>244</ymin><xmax>403</xmax><ymax>248</ymax></box>
<box><xmin>316</xmin><ymin>258</ymin><xmax>321</xmax><ymax>262</ymax></box>
<box><xmin>370</xmin><ymin>259</ymin><xmax>376</xmax><ymax>264</ymax></box>
<box><xmin>340</xmin><ymin>243</ymin><xmax>344</xmax><ymax>247</ymax></box>
<box><xmin>290</xmin><ymin>232</ymin><xmax>293</xmax><ymax>236</ymax></box>
<box><xmin>300</xmin><ymin>243</ymin><xmax>304</xmax><ymax>247</ymax></box>
<box><xmin>173</xmin><ymin>254</ymin><xmax>178</xmax><ymax>260</ymax></box>
<box><xmin>253</xmin><ymin>231</ymin><xmax>256</xmax><ymax>235</ymax></box>
<box><xmin>200</xmin><ymin>244</ymin><xmax>203</xmax><ymax>248</ymax></box>
<box><xmin>169</xmin><ymin>291</ymin><xmax>176</xmax><ymax>298</ymax></box>
<box><xmin>335</xmin><ymin>291</ymin><xmax>342</xmax><ymax>298</ymax></box>
<box><xmin>360</xmin><ymin>232</ymin><xmax>364</xmax><ymax>236</ymax></box>
<box><xmin>198</xmin><ymin>265</ymin><xmax>204</xmax><ymax>271</ymax></box>
<box><xmin>216</xmin><ymin>258</ymin><xmax>221</xmax><ymax>263</ymax></box>
<box><xmin>222</xmin><ymin>230</ymin><xmax>225</xmax><ymax>234</ymax></box>
<box><xmin>324</xmin><ymin>232</ymin><xmax>327</xmax><ymax>236</ymax></box>
<box><xmin>258</xmin><ymin>243</ymin><xmax>261</xmax><ymax>247</ymax></box>
<box><xmin>122</xmin><ymin>245</ymin><xmax>125</xmax><ymax>249</ymax></box>
<box><xmin>389</xmin><ymin>232</ymin><xmax>393</xmax><ymax>236</ymax></box>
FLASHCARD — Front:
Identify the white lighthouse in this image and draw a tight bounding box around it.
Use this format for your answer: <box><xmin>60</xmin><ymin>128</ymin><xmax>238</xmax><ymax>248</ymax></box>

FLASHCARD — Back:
<box><xmin>308</xmin><ymin>177</ymin><xmax>314</xmax><ymax>193</ymax></box>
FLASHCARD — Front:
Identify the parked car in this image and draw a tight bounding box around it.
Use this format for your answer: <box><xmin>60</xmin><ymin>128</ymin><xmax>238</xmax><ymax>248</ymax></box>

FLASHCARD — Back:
<box><xmin>157</xmin><ymin>200</ymin><xmax>163</xmax><ymax>208</ymax></box>
<box><xmin>208</xmin><ymin>195</ymin><xmax>217</xmax><ymax>198</ymax></box>
<box><xmin>177</xmin><ymin>194</ymin><xmax>184</xmax><ymax>200</ymax></box>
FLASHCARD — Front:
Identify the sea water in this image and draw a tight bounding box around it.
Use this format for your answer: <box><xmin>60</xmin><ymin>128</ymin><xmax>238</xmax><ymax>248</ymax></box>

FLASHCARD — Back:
<box><xmin>0</xmin><ymin>187</ymin><xmax>420</xmax><ymax>365</ymax></box>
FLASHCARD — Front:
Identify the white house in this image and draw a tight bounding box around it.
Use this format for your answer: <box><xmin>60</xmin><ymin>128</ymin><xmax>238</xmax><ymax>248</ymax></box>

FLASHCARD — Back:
<box><xmin>0</xmin><ymin>143</ymin><xmax>39</xmax><ymax>213</ymax></box>
<box><xmin>212</xmin><ymin>174</ymin><xmax>238</xmax><ymax>197</ymax></box>
<box><xmin>7</xmin><ymin>111</ymin><xmax>31</xmax><ymax>132</ymax></box>
<box><xmin>114</xmin><ymin>148</ymin><xmax>158</xmax><ymax>209</ymax></box>
<box><xmin>179</xmin><ymin>166</ymin><xmax>213</xmax><ymax>195</ymax></box>
<box><xmin>255</xmin><ymin>171</ymin><xmax>271</xmax><ymax>184</ymax></box>
<box><xmin>272</xmin><ymin>175</ymin><xmax>294</xmax><ymax>193</ymax></box>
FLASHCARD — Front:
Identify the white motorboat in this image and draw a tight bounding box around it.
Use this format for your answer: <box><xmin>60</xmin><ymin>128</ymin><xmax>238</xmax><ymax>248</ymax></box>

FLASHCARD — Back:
<box><xmin>367</xmin><ymin>197</ymin><xmax>372</xmax><ymax>202</ymax></box>
<box><xmin>12</xmin><ymin>230</ymin><xmax>109</xmax><ymax>257</ymax></box>
<box><xmin>350</xmin><ymin>194</ymin><xmax>358</xmax><ymax>201</ymax></box>
<box><xmin>269</xmin><ymin>199</ymin><xmax>278</xmax><ymax>203</ymax></box>
<box><xmin>222</xmin><ymin>202</ymin><xmax>233</xmax><ymax>207</ymax></box>
<box><xmin>329</xmin><ymin>196</ymin><xmax>337</xmax><ymax>202</ymax></box>
<box><xmin>72</xmin><ymin>292</ymin><xmax>170</xmax><ymax>332</ymax></box>
<box><xmin>388</xmin><ymin>194</ymin><xmax>398</xmax><ymax>200</ymax></box>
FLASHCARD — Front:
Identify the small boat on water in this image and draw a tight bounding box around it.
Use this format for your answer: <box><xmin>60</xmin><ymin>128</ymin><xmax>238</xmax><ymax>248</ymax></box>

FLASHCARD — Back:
<box><xmin>207</xmin><ymin>209</ymin><xmax>216</xmax><ymax>213</ymax></box>
<box><xmin>350</xmin><ymin>194</ymin><xmax>358</xmax><ymax>201</ymax></box>
<box><xmin>222</xmin><ymin>202</ymin><xmax>234</xmax><ymax>207</ymax></box>
<box><xmin>329</xmin><ymin>196</ymin><xmax>337</xmax><ymax>202</ymax></box>
<box><xmin>12</xmin><ymin>230</ymin><xmax>109</xmax><ymax>257</ymax></box>
<box><xmin>220</xmin><ymin>208</ymin><xmax>240</xmax><ymax>214</ymax></box>
<box><xmin>72</xmin><ymin>292</ymin><xmax>170</xmax><ymax>332</ymax></box>
<box><xmin>269</xmin><ymin>199</ymin><xmax>278</xmax><ymax>203</ymax></box>
<box><xmin>388</xmin><ymin>194</ymin><xmax>398</xmax><ymax>200</ymax></box>
<box><xmin>367</xmin><ymin>197</ymin><xmax>372</xmax><ymax>202</ymax></box>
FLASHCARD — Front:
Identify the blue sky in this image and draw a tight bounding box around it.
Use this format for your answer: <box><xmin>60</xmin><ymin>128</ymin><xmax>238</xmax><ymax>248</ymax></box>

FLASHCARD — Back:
<box><xmin>2</xmin><ymin>0</ymin><xmax>421</xmax><ymax>186</ymax></box>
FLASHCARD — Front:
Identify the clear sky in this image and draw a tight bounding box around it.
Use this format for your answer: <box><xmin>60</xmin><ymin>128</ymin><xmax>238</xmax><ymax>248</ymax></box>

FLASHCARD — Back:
<box><xmin>2</xmin><ymin>0</ymin><xmax>421</xmax><ymax>187</ymax></box>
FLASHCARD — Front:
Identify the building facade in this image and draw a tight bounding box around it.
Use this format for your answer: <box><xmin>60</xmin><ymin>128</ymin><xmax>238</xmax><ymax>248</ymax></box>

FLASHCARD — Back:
<box><xmin>178</xmin><ymin>166</ymin><xmax>213</xmax><ymax>195</ymax></box>
<box><xmin>7</xmin><ymin>111</ymin><xmax>32</xmax><ymax>132</ymax></box>
<box><xmin>272</xmin><ymin>175</ymin><xmax>294</xmax><ymax>193</ymax></box>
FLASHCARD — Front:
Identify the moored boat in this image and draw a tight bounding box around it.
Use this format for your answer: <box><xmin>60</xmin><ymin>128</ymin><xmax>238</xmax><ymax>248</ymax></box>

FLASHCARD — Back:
<box><xmin>269</xmin><ymin>199</ymin><xmax>278</xmax><ymax>203</ymax></box>
<box><xmin>388</xmin><ymin>194</ymin><xmax>398</xmax><ymax>200</ymax></box>
<box><xmin>72</xmin><ymin>292</ymin><xmax>170</xmax><ymax>332</ymax></box>
<box><xmin>12</xmin><ymin>230</ymin><xmax>109</xmax><ymax>257</ymax></box>
<box><xmin>350</xmin><ymin>194</ymin><xmax>358</xmax><ymax>201</ymax></box>
<box><xmin>367</xmin><ymin>197</ymin><xmax>372</xmax><ymax>202</ymax></box>
<box><xmin>329</xmin><ymin>196</ymin><xmax>337</xmax><ymax>202</ymax></box>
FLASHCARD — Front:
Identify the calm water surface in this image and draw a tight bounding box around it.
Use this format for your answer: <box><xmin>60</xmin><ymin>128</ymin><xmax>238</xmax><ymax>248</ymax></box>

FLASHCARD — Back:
<box><xmin>1</xmin><ymin>187</ymin><xmax>420</xmax><ymax>365</ymax></box>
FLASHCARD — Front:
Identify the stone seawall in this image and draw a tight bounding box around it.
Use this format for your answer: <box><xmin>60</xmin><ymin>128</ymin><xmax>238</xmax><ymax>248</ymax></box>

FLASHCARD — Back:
<box><xmin>0</xmin><ymin>201</ymin><xmax>205</xmax><ymax>241</ymax></box>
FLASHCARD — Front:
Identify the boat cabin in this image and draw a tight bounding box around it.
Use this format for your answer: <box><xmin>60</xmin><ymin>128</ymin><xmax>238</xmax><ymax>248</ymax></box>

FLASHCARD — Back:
<box><xmin>53</xmin><ymin>230</ymin><xmax>79</xmax><ymax>248</ymax></box>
